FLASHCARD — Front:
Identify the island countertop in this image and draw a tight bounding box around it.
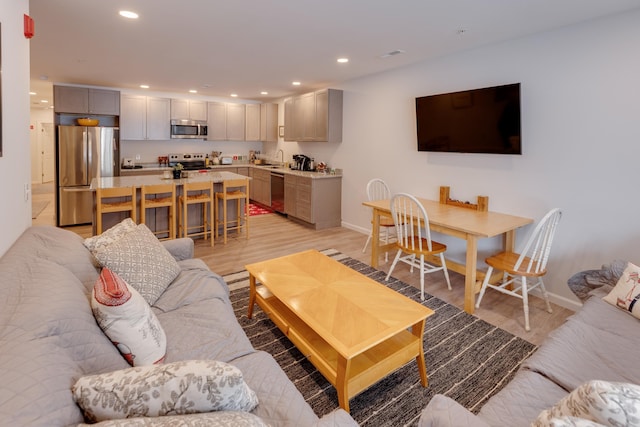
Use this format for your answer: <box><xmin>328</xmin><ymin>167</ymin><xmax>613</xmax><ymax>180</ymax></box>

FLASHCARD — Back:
<box><xmin>91</xmin><ymin>170</ymin><xmax>249</xmax><ymax>190</ymax></box>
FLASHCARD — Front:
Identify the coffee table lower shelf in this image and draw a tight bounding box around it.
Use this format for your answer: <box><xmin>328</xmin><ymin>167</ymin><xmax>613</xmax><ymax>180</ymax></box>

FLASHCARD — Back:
<box><xmin>255</xmin><ymin>286</ymin><xmax>426</xmax><ymax>412</ymax></box>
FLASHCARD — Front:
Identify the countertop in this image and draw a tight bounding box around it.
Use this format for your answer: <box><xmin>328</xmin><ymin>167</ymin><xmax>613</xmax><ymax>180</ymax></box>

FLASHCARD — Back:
<box><xmin>91</xmin><ymin>170</ymin><xmax>249</xmax><ymax>190</ymax></box>
<box><xmin>121</xmin><ymin>163</ymin><xmax>343</xmax><ymax>179</ymax></box>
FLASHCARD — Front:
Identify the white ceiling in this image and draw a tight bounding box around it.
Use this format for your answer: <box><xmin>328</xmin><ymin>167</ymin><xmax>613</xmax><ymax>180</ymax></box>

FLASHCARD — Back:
<box><xmin>29</xmin><ymin>0</ymin><xmax>640</xmax><ymax>109</ymax></box>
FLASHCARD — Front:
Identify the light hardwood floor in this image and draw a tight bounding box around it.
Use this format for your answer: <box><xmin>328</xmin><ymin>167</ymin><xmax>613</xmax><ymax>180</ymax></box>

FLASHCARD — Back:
<box><xmin>31</xmin><ymin>183</ymin><xmax>573</xmax><ymax>345</ymax></box>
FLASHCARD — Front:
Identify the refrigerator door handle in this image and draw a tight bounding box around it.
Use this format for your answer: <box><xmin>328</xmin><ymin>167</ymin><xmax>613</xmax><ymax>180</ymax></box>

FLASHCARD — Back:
<box><xmin>85</xmin><ymin>129</ymin><xmax>92</xmax><ymax>182</ymax></box>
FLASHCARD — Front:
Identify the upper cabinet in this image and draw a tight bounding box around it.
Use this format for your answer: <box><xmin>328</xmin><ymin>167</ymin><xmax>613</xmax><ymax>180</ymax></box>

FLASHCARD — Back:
<box><xmin>120</xmin><ymin>95</ymin><xmax>171</xmax><ymax>140</ymax></box>
<box><xmin>283</xmin><ymin>88</ymin><xmax>342</xmax><ymax>143</ymax></box>
<box><xmin>260</xmin><ymin>103</ymin><xmax>278</xmax><ymax>142</ymax></box>
<box><xmin>54</xmin><ymin>86</ymin><xmax>120</xmax><ymax>115</ymax></box>
<box><xmin>245</xmin><ymin>104</ymin><xmax>261</xmax><ymax>141</ymax></box>
<box><xmin>170</xmin><ymin>99</ymin><xmax>207</xmax><ymax>121</ymax></box>
<box><xmin>207</xmin><ymin>102</ymin><xmax>276</xmax><ymax>142</ymax></box>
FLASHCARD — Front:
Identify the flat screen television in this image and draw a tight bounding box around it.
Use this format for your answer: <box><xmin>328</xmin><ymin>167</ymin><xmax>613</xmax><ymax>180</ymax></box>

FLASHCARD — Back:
<box><xmin>416</xmin><ymin>83</ymin><xmax>521</xmax><ymax>154</ymax></box>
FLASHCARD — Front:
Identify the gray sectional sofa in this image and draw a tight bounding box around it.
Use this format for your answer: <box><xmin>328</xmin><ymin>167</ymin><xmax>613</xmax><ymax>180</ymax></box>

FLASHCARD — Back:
<box><xmin>419</xmin><ymin>260</ymin><xmax>640</xmax><ymax>426</ymax></box>
<box><xmin>0</xmin><ymin>225</ymin><xmax>357</xmax><ymax>426</ymax></box>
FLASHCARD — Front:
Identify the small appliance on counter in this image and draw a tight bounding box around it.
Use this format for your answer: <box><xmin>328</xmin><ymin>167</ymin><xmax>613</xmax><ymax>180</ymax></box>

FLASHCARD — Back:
<box><xmin>292</xmin><ymin>154</ymin><xmax>312</xmax><ymax>171</ymax></box>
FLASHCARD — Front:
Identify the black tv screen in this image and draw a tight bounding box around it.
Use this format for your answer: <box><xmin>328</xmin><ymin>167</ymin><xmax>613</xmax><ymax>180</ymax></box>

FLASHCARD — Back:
<box><xmin>416</xmin><ymin>83</ymin><xmax>521</xmax><ymax>154</ymax></box>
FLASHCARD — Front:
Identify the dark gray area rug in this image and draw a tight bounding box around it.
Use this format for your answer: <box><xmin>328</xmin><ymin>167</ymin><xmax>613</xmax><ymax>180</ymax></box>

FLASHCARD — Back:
<box><xmin>225</xmin><ymin>249</ymin><xmax>537</xmax><ymax>426</ymax></box>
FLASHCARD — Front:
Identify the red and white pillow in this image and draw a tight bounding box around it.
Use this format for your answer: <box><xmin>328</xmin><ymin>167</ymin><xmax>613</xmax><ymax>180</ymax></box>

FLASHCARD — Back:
<box><xmin>92</xmin><ymin>267</ymin><xmax>166</xmax><ymax>366</ymax></box>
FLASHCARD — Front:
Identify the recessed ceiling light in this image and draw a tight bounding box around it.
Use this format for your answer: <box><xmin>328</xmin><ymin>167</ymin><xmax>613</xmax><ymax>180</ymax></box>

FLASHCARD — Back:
<box><xmin>292</xmin><ymin>81</ymin><xmax>301</xmax><ymax>86</ymax></box>
<box><xmin>29</xmin><ymin>92</ymin><xmax>36</xmax><ymax>96</ymax></box>
<box><xmin>337</xmin><ymin>58</ymin><xmax>349</xmax><ymax>63</ymax></box>
<box><xmin>261</xmin><ymin>91</ymin><xmax>268</xmax><ymax>95</ymax></box>
<box><xmin>189</xmin><ymin>89</ymin><xmax>197</xmax><ymax>94</ymax></box>
<box><xmin>40</xmin><ymin>100</ymin><xmax>48</xmax><ymax>103</ymax></box>
<box><xmin>230</xmin><ymin>94</ymin><xmax>238</xmax><ymax>97</ymax></box>
<box><xmin>119</xmin><ymin>10</ymin><xmax>139</xmax><ymax>19</ymax></box>
<box><xmin>140</xmin><ymin>84</ymin><xmax>149</xmax><ymax>89</ymax></box>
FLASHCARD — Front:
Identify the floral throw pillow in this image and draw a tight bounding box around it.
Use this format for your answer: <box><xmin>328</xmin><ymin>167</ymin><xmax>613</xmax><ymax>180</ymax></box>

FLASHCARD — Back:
<box><xmin>93</xmin><ymin>224</ymin><xmax>181</xmax><ymax>305</ymax></box>
<box><xmin>92</xmin><ymin>267</ymin><xmax>166</xmax><ymax>366</ymax></box>
<box><xmin>79</xmin><ymin>411</ymin><xmax>269</xmax><ymax>427</ymax></box>
<box><xmin>602</xmin><ymin>262</ymin><xmax>640</xmax><ymax>319</ymax></box>
<box><xmin>72</xmin><ymin>360</ymin><xmax>259</xmax><ymax>423</ymax></box>
<box><xmin>532</xmin><ymin>380</ymin><xmax>640</xmax><ymax>427</ymax></box>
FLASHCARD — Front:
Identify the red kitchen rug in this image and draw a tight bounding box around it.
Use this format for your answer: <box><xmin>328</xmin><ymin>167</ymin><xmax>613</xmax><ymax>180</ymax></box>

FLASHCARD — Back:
<box><xmin>248</xmin><ymin>203</ymin><xmax>274</xmax><ymax>216</ymax></box>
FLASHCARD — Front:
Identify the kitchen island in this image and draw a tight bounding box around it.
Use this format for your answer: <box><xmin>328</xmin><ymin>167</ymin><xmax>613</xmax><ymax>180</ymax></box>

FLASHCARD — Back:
<box><xmin>90</xmin><ymin>171</ymin><xmax>249</xmax><ymax>236</ymax></box>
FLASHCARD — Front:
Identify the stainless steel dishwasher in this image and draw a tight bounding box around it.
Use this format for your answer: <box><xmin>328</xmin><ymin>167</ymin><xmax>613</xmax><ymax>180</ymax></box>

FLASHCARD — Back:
<box><xmin>270</xmin><ymin>171</ymin><xmax>285</xmax><ymax>213</ymax></box>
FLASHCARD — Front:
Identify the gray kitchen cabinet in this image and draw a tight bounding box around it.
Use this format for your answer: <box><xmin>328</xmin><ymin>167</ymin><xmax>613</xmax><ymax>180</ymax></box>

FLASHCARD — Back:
<box><xmin>245</xmin><ymin>104</ymin><xmax>261</xmax><ymax>141</ymax></box>
<box><xmin>285</xmin><ymin>174</ymin><xmax>342</xmax><ymax>229</ymax></box>
<box><xmin>120</xmin><ymin>95</ymin><xmax>170</xmax><ymax>140</ymax></box>
<box><xmin>260</xmin><ymin>103</ymin><xmax>279</xmax><ymax>142</ymax></box>
<box><xmin>170</xmin><ymin>99</ymin><xmax>207</xmax><ymax>121</ymax></box>
<box><xmin>283</xmin><ymin>88</ymin><xmax>342</xmax><ymax>143</ymax></box>
<box><xmin>226</xmin><ymin>104</ymin><xmax>246</xmax><ymax>141</ymax></box>
<box><xmin>206</xmin><ymin>102</ymin><xmax>227</xmax><ymax>140</ymax></box>
<box><xmin>250</xmin><ymin>168</ymin><xmax>271</xmax><ymax>206</ymax></box>
<box><xmin>54</xmin><ymin>86</ymin><xmax>120</xmax><ymax>115</ymax></box>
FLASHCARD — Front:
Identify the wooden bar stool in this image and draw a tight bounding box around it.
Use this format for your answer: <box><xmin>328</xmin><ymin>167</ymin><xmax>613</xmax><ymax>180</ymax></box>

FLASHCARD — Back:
<box><xmin>141</xmin><ymin>183</ymin><xmax>176</xmax><ymax>240</ymax></box>
<box><xmin>96</xmin><ymin>186</ymin><xmax>137</xmax><ymax>234</ymax></box>
<box><xmin>178</xmin><ymin>181</ymin><xmax>214</xmax><ymax>246</ymax></box>
<box><xmin>214</xmin><ymin>178</ymin><xmax>250</xmax><ymax>244</ymax></box>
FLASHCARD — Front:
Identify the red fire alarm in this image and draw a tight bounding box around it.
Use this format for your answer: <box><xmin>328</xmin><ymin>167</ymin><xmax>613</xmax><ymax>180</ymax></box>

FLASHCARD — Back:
<box><xmin>24</xmin><ymin>14</ymin><xmax>34</xmax><ymax>39</ymax></box>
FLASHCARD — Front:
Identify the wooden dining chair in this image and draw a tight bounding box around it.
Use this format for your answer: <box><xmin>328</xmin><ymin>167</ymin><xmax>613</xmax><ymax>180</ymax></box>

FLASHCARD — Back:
<box><xmin>178</xmin><ymin>181</ymin><xmax>214</xmax><ymax>246</ymax></box>
<box><xmin>141</xmin><ymin>183</ymin><xmax>176</xmax><ymax>240</ymax></box>
<box><xmin>475</xmin><ymin>208</ymin><xmax>562</xmax><ymax>331</ymax></box>
<box><xmin>385</xmin><ymin>193</ymin><xmax>451</xmax><ymax>300</ymax></box>
<box><xmin>362</xmin><ymin>178</ymin><xmax>395</xmax><ymax>261</ymax></box>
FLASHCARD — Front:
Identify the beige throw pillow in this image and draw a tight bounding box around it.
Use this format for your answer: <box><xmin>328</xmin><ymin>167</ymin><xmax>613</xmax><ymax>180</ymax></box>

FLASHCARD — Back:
<box><xmin>94</xmin><ymin>224</ymin><xmax>181</xmax><ymax>305</ymax></box>
<box><xmin>72</xmin><ymin>360</ymin><xmax>259</xmax><ymax>422</ymax></box>
<box><xmin>84</xmin><ymin>218</ymin><xmax>137</xmax><ymax>254</ymax></box>
<box><xmin>603</xmin><ymin>262</ymin><xmax>640</xmax><ymax>319</ymax></box>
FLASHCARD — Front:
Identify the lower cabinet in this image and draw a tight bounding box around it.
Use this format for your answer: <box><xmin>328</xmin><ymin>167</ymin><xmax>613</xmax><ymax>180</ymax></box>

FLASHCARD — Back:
<box><xmin>284</xmin><ymin>175</ymin><xmax>342</xmax><ymax>229</ymax></box>
<box><xmin>250</xmin><ymin>168</ymin><xmax>271</xmax><ymax>207</ymax></box>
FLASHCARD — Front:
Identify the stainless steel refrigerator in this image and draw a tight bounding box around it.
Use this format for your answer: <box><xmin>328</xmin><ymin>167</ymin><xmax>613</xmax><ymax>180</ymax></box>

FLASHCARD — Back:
<box><xmin>56</xmin><ymin>126</ymin><xmax>119</xmax><ymax>226</ymax></box>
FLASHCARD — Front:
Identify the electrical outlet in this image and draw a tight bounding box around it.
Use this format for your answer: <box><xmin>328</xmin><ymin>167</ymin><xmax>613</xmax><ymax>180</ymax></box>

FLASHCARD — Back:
<box><xmin>135</xmin><ymin>154</ymin><xmax>141</xmax><ymax>161</ymax></box>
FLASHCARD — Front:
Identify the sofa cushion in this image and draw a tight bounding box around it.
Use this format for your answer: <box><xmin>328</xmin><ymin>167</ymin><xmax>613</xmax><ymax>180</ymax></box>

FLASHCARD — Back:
<box><xmin>0</xmin><ymin>258</ymin><xmax>128</xmax><ymax>426</ymax></box>
<box><xmin>84</xmin><ymin>218</ymin><xmax>137</xmax><ymax>254</ymax></box>
<box><xmin>72</xmin><ymin>360</ymin><xmax>259</xmax><ymax>422</ymax></box>
<box><xmin>478</xmin><ymin>369</ymin><xmax>569</xmax><ymax>427</ymax></box>
<box><xmin>94</xmin><ymin>224</ymin><xmax>181</xmax><ymax>305</ymax></box>
<box><xmin>522</xmin><ymin>296</ymin><xmax>640</xmax><ymax>393</ymax></box>
<box><xmin>602</xmin><ymin>262</ymin><xmax>640</xmax><ymax>319</ymax></box>
<box><xmin>92</xmin><ymin>267</ymin><xmax>167</xmax><ymax>366</ymax></box>
<box><xmin>81</xmin><ymin>411</ymin><xmax>269</xmax><ymax>427</ymax></box>
<box><xmin>532</xmin><ymin>380</ymin><xmax>640</xmax><ymax>427</ymax></box>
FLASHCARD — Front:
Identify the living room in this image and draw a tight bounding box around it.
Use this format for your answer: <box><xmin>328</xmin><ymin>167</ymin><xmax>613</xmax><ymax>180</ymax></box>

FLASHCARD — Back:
<box><xmin>3</xmin><ymin>1</ymin><xmax>640</xmax><ymax>426</ymax></box>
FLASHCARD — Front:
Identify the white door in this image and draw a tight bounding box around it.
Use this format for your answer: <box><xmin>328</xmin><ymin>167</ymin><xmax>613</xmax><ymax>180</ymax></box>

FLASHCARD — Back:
<box><xmin>41</xmin><ymin>122</ymin><xmax>55</xmax><ymax>183</ymax></box>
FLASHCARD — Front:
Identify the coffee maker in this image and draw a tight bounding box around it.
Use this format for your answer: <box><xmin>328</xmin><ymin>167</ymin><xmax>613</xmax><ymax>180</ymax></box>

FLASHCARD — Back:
<box><xmin>292</xmin><ymin>154</ymin><xmax>312</xmax><ymax>171</ymax></box>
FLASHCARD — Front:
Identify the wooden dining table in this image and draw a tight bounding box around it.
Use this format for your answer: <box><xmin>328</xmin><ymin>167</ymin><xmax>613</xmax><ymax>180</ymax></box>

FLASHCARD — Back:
<box><xmin>362</xmin><ymin>198</ymin><xmax>533</xmax><ymax>314</ymax></box>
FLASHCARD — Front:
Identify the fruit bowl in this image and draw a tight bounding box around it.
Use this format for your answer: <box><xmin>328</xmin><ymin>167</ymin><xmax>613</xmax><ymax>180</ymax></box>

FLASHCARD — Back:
<box><xmin>77</xmin><ymin>118</ymin><xmax>99</xmax><ymax>126</ymax></box>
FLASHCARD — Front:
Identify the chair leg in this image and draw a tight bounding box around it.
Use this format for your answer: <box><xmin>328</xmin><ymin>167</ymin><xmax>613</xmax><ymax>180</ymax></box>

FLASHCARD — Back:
<box><xmin>440</xmin><ymin>253</ymin><xmax>452</xmax><ymax>290</ymax></box>
<box><xmin>475</xmin><ymin>266</ymin><xmax>493</xmax><ymax>309</ymax></box>
<box><xmin>419</xmin><ymin>255</ymin><xmax>425</xmax><ymax>301</ymax></box>
<box><xmin>538</xmin><ymin>278</ymin><xmax>553</xmax><ymax>313</ymax></box>
<box><xmin>223</xmin><ymin>197</ymin><xmax>228</xmax><ymax>244</ymax></box>
<box><xmin>385</xmin><ymin>250</ymin><xmax>402</xmax><ymax>282</ymax></box>
<box><xmin>522</xmin><ymin>277</ymin><xmax>531</xmax><ymax>332</ymax></box>
<box><xmin>362</xmin><ymin>232</ymin><xmax>373</xmax><ymax>253</ymax></box>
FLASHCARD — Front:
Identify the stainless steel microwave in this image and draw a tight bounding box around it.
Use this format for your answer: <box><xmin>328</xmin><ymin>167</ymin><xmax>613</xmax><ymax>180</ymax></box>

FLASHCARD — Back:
<box><xmin>170</xmin><ymin>119</ymin><xmax>208</xmax><ymax>139</ymax></box>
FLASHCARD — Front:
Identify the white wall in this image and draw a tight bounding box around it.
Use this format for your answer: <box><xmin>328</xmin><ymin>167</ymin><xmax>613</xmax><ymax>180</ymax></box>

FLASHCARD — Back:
<box><xmin>0</xmin><ymin>0</ymin><xmax>32</xmax><ymax>255</ymax></box>
<box><xmin>328</xmin><ymin>10</ymin><xmax>640</xmax><ymax>308</ymax></box>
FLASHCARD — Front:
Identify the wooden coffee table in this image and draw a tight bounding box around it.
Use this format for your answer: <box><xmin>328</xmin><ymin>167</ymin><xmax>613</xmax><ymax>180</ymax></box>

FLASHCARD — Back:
<box><xmin>246</xmin><ymin>249</ymin><xmax>434</xmax><ymax>412</ymax></box>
